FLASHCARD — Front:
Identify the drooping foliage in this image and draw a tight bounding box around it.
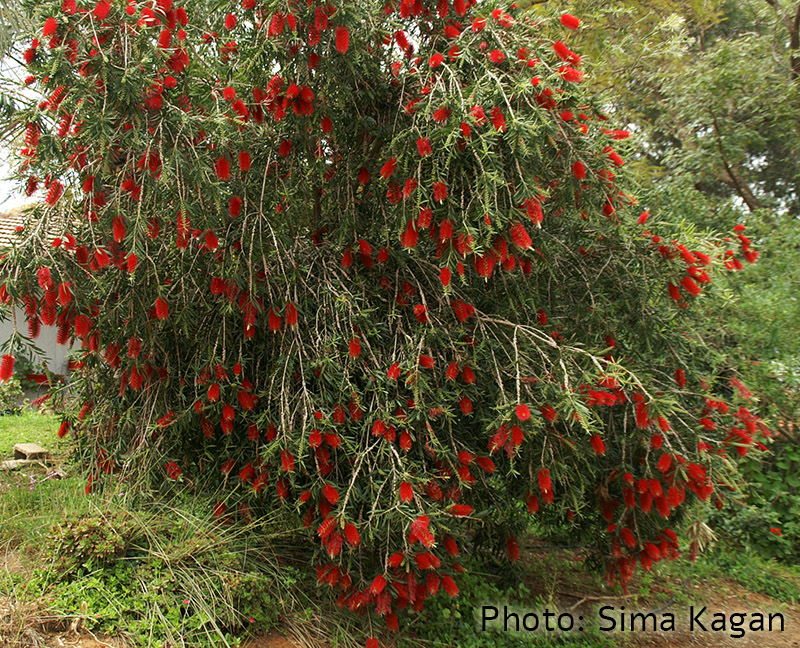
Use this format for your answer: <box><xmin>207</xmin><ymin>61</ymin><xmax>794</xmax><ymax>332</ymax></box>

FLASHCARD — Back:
<box><xmin>1</xmin><ymin>0</ymin><xmax>771</xmax><ymax>637</ymax></box>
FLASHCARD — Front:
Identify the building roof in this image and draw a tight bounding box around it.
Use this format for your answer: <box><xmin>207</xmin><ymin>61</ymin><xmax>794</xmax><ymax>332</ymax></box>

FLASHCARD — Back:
<box><xmin>0</xmin><ymin>206</ymin><xmax>28</xmax><ymax>249</ymax></box>
<box><xmin>0</xmin><ymin>204</ymin><xmax>65</xmax><ymax>250</ymax></box>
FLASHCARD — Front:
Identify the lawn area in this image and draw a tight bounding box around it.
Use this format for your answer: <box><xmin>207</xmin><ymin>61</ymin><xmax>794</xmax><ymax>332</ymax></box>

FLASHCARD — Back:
<box><xmin>0</xmin><ymin>411</ymin><xmax>61</xmax><ymax>458</ymax></box>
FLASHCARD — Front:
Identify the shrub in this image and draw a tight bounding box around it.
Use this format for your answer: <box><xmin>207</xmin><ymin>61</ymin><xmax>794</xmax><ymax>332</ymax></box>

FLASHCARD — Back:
<box><xmin>2</xmin><ymin>0</ymin><xmax>769</xmax><ymax>641</ymax></box>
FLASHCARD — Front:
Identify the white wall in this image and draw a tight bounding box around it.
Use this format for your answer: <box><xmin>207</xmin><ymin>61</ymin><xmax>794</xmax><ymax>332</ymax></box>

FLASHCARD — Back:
<box><xmin>0</xmin><ymin>307</ymin><xmax>71</xmax><ymax>375</ymax></box>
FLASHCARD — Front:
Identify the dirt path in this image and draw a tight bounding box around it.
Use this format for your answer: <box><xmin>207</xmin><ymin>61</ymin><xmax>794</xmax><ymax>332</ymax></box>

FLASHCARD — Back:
<box><xmin>3</xmin><ymin>545</ymin><xmax>798</xmax><ymax>647</ymax></box>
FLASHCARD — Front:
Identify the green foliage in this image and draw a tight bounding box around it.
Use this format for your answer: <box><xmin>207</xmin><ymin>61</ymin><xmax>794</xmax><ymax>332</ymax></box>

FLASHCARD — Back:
<box><xmin>46</xmin><ymin>510</ymin><xmax>140</xmax><ymax>575</ymax></box>
<box><xmin>710</xmin><ymin>437</ymin><xmax>800</xmax><ymax>562</ymax></box>
<box><xmin>406</xmin><ymin>568</ymin><xmax>616</xmax><ymax>648</ymax></box>
<box><xmin>6</xmin><ymin>500</ymin><xmax>298</xmax><ymax>648</ymax></box>
<box><xmin>0</xmin><ymin>374</ymin><xmax>24</xmax><ymax>415</ymax></box>
<box><xmin>660</xmin><ymin>545</ymin><xmax>800</xmax><ymax>604</ymax></box>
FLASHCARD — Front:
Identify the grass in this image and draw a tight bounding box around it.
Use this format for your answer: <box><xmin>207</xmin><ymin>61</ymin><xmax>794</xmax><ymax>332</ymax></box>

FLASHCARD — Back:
<box><xmin>0</xmin><ymin>410</ymin><xmax>61</xmax><ymax>457</ymax></box>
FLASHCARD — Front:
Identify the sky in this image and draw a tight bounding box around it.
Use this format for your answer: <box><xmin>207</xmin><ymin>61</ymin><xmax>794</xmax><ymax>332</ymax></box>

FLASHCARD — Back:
<box><xmin>0</xmin><ymin>53</ymin><xmax>34</xmax><ymax>211</ymax></box>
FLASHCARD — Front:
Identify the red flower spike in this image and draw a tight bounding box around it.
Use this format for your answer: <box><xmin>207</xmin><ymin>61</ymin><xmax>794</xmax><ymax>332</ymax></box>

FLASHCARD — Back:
<box><xmin>154</xmin><ymin>297</ymin><xmax>169</xmax><ymax>320</ymax></box>
<box><xmin>0</xmin><ymin>355</ymin><xmax>14</xmax><ymax>382</ymax></box>
<box><xmin>335</xmin><ymin>26</ymin><xmax>350</xmax><ymax>53</ymax></box>
<box><xmin>93</xmin><ymin>0</ymin><xmax>111</xmax><ymax>20</ymax></box>
<box><xmin>560</xmin><ymin>13</ymin><xmax>580</xmax><ymax>29</ymax></box>
<box><xmin>590</xmin><ymin>434</ymin><xmax>606</xmax><ymax>455</ymax></box>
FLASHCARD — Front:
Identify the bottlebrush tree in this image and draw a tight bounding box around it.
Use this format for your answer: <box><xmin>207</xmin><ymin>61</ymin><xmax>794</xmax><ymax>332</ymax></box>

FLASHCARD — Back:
<box><xmin>2</xmin><ymin>0</ymin><xmax>770</xmax><ymax>638</ymax></box>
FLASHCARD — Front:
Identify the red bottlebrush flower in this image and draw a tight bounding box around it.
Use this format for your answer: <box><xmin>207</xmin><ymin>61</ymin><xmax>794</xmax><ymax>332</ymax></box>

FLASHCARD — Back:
<box><xmin>399</xmin><ymin>431</ymin><xmax>412</xmax><ymax>451</ymax></box>
<box><xmin>320</xmin><ymin>116</ymin><xmax>332</xmax><ymax>133</ymax></box>
<box><xmin>560</xmin><ymin>65</ymin><xmax>585</xmax><ymax>82</ymax></box>
<box><xmin>553</xmin><ymin>41</ymin><xmax>581</xmax><ymax>65</ymax></box>
<box><xmin>341</xmin><ymin>248</ymin><xmax>353</xmax><ymax>268</ymax></box>
<box><xmin>459</xmin><ymin>396</ymin><xmax>473</xmax><ymax>414</ymax></box>
<box><xmin>432</xmin><ymin>181</ymin><xmax>448</xmax><ymax>202</ymax></box>
<box><xmin>620</xmin><ymin>527</ymin><xmax>636</xmax><ymax>548</ymax></box>
<box><xmin>223</xmin><ymin>86</ymin><xmax>236</xmax><ymax>101</ymax></box>
<box><xmin>380</xmin><ymin>157</ymin><xmax>397</xmax><ymax>179</ymax></box>
<box><xmin>335</xmin><ymin>26</ymin><xmax>350</xmax><ymax>53</ymax></box>
<box><xmin>400</xmin><ymin>219</ymin><xmax>419</xmax><ymax>248</ymax></box>
<box><xmin>225</xmin><ymin>12</ymin><xmax>237</xmax><ymax>29</ymax></box>
<box><xmin>413</xmin><ymin>304</ymin><xmax>428</xmax><ymax>324</ymax></box>
<box><xmin>357</xmin><ymin>167</ymin><xmax>370</xmax><ymax>184</ymax></box>
<box><xmin>229</xmin><ymin>196</ymin><xmax>242</xmax><ymax>218</ymax></box>
<box><xmin>46</xmin><ymin>181</ymin><xmax>63</xmax><ymax>206</ymax></box>
<box><xmin>441</xmin><ymin>575</ymin><xmax>459</xmax><ymax>597</ymax></box>
<box><xmin>387</xmin><ymin>363</ymin><xmax>401</xmax><ymax>380</ymax></box>
<box><xmin>416</xmin><ymin>138</ymin><xmax>432</xmax><ymax>156</ymax></box>
<box><xmin>344</xmin><ymin>522</ymin><xmax>359</xmax><ymax>546</ymax></box>
<box><xmin>93</xmin><ymin>0</ymin><xmax>111</xmax><ymax>20</ymax></box>
<box><xmin>207</xmin><ymin>382</ymin><xmax>220</xmax><ymax>402</ymax></box>
<box><xmin>538</xmin><ymin>468</ymin><xmax>552</xmax><ymax>493</ymax></box>
<box><xmin>402</xmin><ymin>177</ymin><xmax>418</xmax><ymax>199</ymax></box>
<box><xmin>461</xmin><ymin>365</ymin><xmax>476</xmax><ymax>384</ymax></box>
<box><xmin>278</xmin><ymin>139</ymin><xmax>293</xmax><ymax>157</ymax></box>
<box><xmin>349</xmin><ymin>337</ymin><xmax>361</xmax><ymax>358</ymax></box>
<box><xmin>285</xmin><ymin>302</ymin><xmax>298</xmax><ymax>326</ymax></box>
<box><xmin>112</xmin><ymin>216</ymin><xmax>126</xmax><ymax>243</ymax></box>
<box><xmin>560</xmin><ymin>13</ymin><xmax>580</xmax><ymax>29</ymax></box>
<box><xmin>489</xmin><ymin>48</ymin><xmax>505</xmax><ymax>63</ymax></box>
<box><xmin>638</xmin><ymin>210</ymin><xmax>650</xmax><ymax>225</ymax></box>
<box><xmin>419</xmin><ymin>354</ymin><xmax>435</xmax><ymax>369</ymax></box>
<box><xmin>446</xmin><ymin>362</ymin><xmax>460</xmax><ymax>381</ymax></box>
<box><xmin>432</xmin><ymin>106</ymin><xmax>451</xmax><ymax>122</ymax></box>
<box><xmin>526</xmin><ymin>493</ymin><xmax>539</xmax><ymax>514</ymax></box>
<box><xmin>667</xmin><ymin>282</ymin><xmax>682</xmax><ymax>302</ymax></box>
<box><xmin>657</xmin><ymin>453</ymin><xmax>672</xmax><ymax>473</ymax></box>
<box><xmin>572</xmin><ymin>161</ymin><xmax>586</xmax><ymax>179</ymax></box>
<box><xmin>43</xmin><ymin>17</ymin><xmax>58</xmax><ymax>38</ymax></box>
<box><xmin>215</xmin><ymin>157</ymin><xmax>231</xmax><ymax>180</ymax></box>
<box><xmin>237</xmin><ymin>389</ymin><xmax>255</xmax><ymax>411</ymax></box>
<box><xmin>429</xmin><ymin>52</ymin><xmax>444</xmax><ymax>68</ymax></box>
<box><xmin>450</xmin><ymin>504</ymin><xmax>473</xmax><ymax>517</ymax></box>
<box><xmin>515</xmin><ymin>404</ymin><xmax>531</xmax><ymax>421</ymax></box>
<box><xmin>510</xmin><ymin>222</ymin><xmax>532</xmax><ymax>249</ymax></box>
<box><xmin>440</xmin><ymin>267</ymin><xmax>452</xmax><ymax>287</ymax></box>
<box><xmin>399</xmin><ymin>481</ymin><xmax>413</xmax><ymax>502</ymax></box>
<box><xmin>57</xmin><ymin>282</ymin><xmax>71</xmax><ymax>305</ymax></box>
<box><xmin>165</xmin><ymin>461</ymin><xmax>182</xmax><ymax>479</ymax></box>
<box><xmin>699</xmin><ymin>417</ymin><xmax>716</xmax><ymax>430</ymax></box>
<box><xmin>58</xmin><ymin>419</ymin><xmax>70</xmax><ymax>438</ymax></box>
<box><xmin>770</xmin><ymin>528</ymin><xmax>782</xmax><ymax>536</ymax></box>
<box><xmin>268</xmin><ymin>308</ymin><xmax>281</xmax><ymax>332</ymax></box>
<box><xmin>590</xmin><ymin>434</ymin><xmax>606</xmax><ymax>455</ymax></box>
<box><xmin>604</xmin><ymin>146</ymin><xmax>625</xmax><ymax>167</ymax></box>
<box><xmin>506</xmin><ymin>536</ymin><xmax>519</xmax><ymax>561</ymax></box>
<box><xmin>37</xmin><ymin>267</ymin><xmax>53</xmax><ymax>290</ymax></box>
<box><xmin>323</xmin><ymin>483</ymin><xmax>339</xmax><ymax>505</ymax></box>
<box><xmin>238</xmin><ymin>151</ymin><xmax>251</xmax><ymax>171</ymax></box>
<box><xmin>280</xmin><ymin>449</ymin><xmax>295</xmax><ymax>472</ymax></box>
<box><xmin>490</xmin><ymin>107</ymin><xmax>506</xmax><ymax>132</ymax></box>
<box><xmin>154</xmin><ymin>297</ymin><xmax>169</xmax><ymax>320</ymax></box>
<box><xmin>0</xmin><ymin>355</ymin><xmax>14</xmax><ymax>381</ymax></box>
<box><xmin>523</xmin><ymin>197</ymin><xmax>544</xmax><ymax>225</ymax></box>
<box><xmin>680</xmin><ymin>275</ymin><xmax>701</xmax><ymax>297</ymax></box>
<box><xmin>158</xmin><ymin>29</ymin><xmax>172</xmax><ymax>49</ymax></box>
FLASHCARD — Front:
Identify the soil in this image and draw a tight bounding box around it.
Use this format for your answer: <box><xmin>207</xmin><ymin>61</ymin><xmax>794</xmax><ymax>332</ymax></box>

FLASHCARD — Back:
<box><xmin>2</xmin><ymin>545</ymin><xmax>798</xmax><ymax>648</ymax></box>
